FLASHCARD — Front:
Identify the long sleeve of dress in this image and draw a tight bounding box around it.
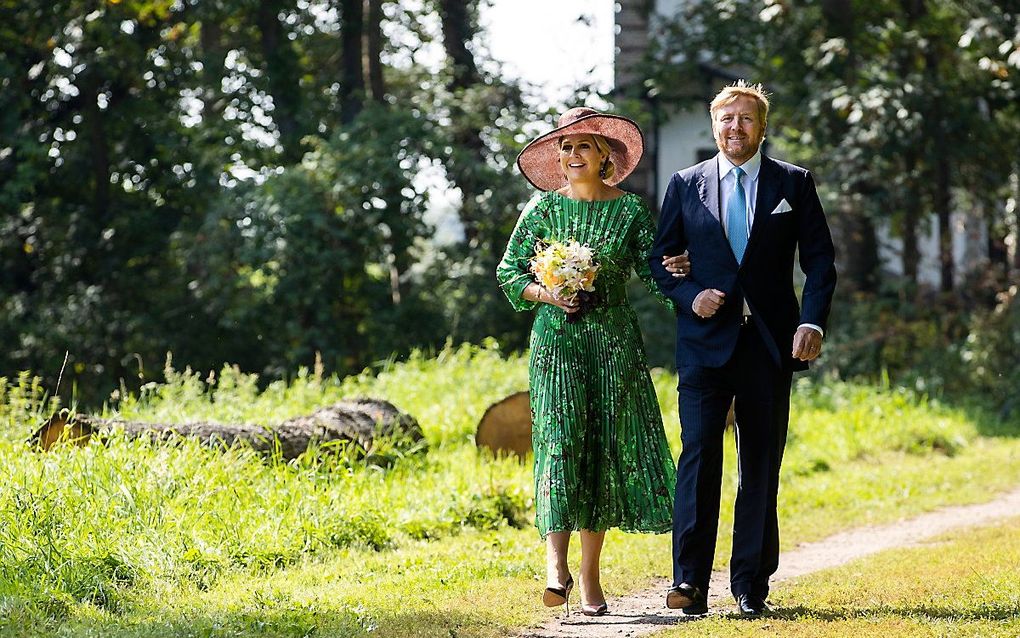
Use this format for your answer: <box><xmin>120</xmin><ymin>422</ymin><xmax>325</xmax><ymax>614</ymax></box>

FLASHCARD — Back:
<box><xmin>630</xmin><ymin>198</ymin><xmax>677</xmax><ymax>313</ymax></box>
<box><xmin>496</xmin><ymin>194</ymin><xmax>544</xmax><ymax>312</ymax></box>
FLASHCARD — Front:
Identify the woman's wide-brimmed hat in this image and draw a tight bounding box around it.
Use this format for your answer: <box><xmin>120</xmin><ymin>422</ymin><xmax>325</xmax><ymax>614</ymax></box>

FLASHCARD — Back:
<box><xmin>516</xmin><ymin>107</ymin><xmax>645</xmax><ymax>191</ymax></box>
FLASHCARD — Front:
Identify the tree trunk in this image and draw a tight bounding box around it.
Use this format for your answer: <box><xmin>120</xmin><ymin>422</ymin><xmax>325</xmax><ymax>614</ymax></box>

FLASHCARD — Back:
<box><xmin>988</xmin><ymin>226</ymin><xmax>1008</xmax><ymax>274</ymax></box>
<box><xmin>340</xmin><ymin>0</ymin><xmax>365</xmax><ymax>124</ymax></box>
<box><xmin>901</xmin><ymin>151</ymin><xmax>921</xmax><ymax>285</ymax></box>
<box><xmin>833</xmin><ymin>201</ymin><xmax>879</xmax><ymax>293</ymax></box>
<box><xmin>920</xmin><ymin>11</ymin><xmax>955</xmax><ymax>292</ymax></box>
<box><xmin>258</xmin><ymin>0</ymin><xmax>305</xmax><ymax>161</ymax></box>
<box><xmin>199</xmin><ymin>13</ymin><xmax>227</xmax><ymax>123</ymax></box>
<box><xmin>475</xmin><ymin>391</ymin><xmax>531</xmax><ymax>458</ymax></box>
<box><xmin>364</xmin><ymin>0</ymin><xmax>385</xmax><ymax>102</ymax></box>
<box><xmin>1014</xmin><ymin>175</ymin><xmax>1020</xmax><ymax>272</ymax></box>
<box><xmin>83</xmin><ymin>76</ymin><xmax>111</xmax><ymax>235</ymax></box>
<box><xmin>819</xmin><ymin>0</ymin><xmax>881</xmax><ymax>293</ymax></box>
<box><xmin>32</xmin><ymin>399</ymin><xmax>424</xmax><ymax>460</ymax></box>
<box><xmin>901</xmin><ymin>202</ymin><xmax>922</xmax><ymax>286</ymax></box>
<box><xmin>898</xmin><ymin>0</ymin><xmax>927</xmax><ymax>287</ymax></box>
<box><xmin>934</xmin><ymin>155</ymin><xmax>954</xmax><ymax>291</ymax></box>
<box><xmin>436</xmin><ymin>0</ymin><xmax>480</xmax><ymax>89</ymax></box>
<box><xmin>436</xmin><ymin>0</ymin><xmax>486</xmax><ymax>245</ymax></box>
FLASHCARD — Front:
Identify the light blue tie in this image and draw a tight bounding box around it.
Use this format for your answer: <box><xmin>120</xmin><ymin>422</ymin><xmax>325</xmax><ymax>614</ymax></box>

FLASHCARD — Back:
<box><xmin>726</xmin><ymin>166</ymin><xmax>748</xmax><ymax>263</ymax></box>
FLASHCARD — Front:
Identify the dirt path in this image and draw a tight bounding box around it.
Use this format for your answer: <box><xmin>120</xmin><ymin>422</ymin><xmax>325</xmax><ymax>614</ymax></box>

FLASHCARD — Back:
<box><xmin>518</xmin><ymin>485</ymin><xmax>1020</xmax><ymax>638</ymax></box>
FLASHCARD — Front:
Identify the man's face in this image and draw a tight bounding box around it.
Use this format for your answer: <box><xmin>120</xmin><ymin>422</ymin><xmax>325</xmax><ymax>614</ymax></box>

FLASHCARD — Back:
<box><xmin>711</xmin><ymin>96</ymin><xmax>765</xmax><ymax>165</ymax></box>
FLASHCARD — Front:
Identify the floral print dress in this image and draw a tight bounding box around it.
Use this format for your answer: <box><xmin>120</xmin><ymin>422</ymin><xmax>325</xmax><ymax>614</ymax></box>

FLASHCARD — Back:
<box><xmin>496</xmin><ymin>191</ymin><xmax>677</xmax><ymax>538</ymax></box>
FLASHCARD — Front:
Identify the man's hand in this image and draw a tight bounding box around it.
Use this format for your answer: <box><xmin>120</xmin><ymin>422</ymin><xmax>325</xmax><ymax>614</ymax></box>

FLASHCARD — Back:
<box><xmin>692</xmin><ymin>289</ymin><xmax>726</xmax><ymax>318</ymax></box>
<box><xmin>792</xmin><ymin>326</ymin><xmax>823</xmax><ymax>361</ymax></box>
<box><xmin>662</xmin><ymin>252</ymin><xmax>691</xmax><ymax>278</ymax></box>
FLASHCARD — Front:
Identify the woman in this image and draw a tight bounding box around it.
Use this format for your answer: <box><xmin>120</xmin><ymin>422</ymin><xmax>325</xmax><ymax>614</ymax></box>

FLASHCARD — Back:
<box><xmin>496</xmin><ymin>107</ymin><xmax>689</xmax><ymax>616</ymax></box>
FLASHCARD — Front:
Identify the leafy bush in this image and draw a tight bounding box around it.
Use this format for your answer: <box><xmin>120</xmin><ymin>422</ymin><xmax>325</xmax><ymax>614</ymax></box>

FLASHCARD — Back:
<box><xmin>961</xmin><ymin>285</ymin><xmax>1020</xmax><ymax>419</ymax></box>
<box><xmin>819</xmin><ymin>284</ymin><xmax>1020</xmax><ymax>413</ymax></box>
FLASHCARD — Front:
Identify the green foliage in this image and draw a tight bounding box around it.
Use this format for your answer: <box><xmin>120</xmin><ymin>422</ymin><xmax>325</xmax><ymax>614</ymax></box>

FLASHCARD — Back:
<box><xmin>0</xmin><ymin>0</ymin><xmax>544</xmax><ymax>404</ymax></box>
<box><xmin>644</xmin><ymin>0</ymin><xmax>1019</xmax><ymax>295</ymax></box>
<box><xmin>786</xmin><ymin>381</ymin><xmax>972</xmax><ymax>476</ymax></box>
<box><xmin>183</xmin><ymin>104</ymin><xmax>446</xmax><ymax>378</ymax></box>
<box><xmin>818</xmin><ymin>285</ymin><xmax>1020</xmax><ymax>415</ymax></box>
<box><xmin>962</xmin><ymin>285</ymin><xmax>1020</xmax><ymax>418</ymax></box>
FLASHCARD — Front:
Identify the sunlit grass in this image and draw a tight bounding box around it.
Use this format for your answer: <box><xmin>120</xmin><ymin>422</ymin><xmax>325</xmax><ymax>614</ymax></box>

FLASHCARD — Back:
<box><xmin>0</xmin><ymin>343</ymin><xmax>1018</xmax><ymax>637</ymax></box>
<box><xmin>657</xmin><ymin>517</ymin><xmax>1020</xmax><ymax>637</ymax></box>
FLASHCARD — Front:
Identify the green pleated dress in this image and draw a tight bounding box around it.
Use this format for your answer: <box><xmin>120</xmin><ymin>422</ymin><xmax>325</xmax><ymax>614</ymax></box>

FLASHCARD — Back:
<box><xmin>496</xmin><ymin>191</ymin><xmax>677</xmax><ymax>538</ymax></box>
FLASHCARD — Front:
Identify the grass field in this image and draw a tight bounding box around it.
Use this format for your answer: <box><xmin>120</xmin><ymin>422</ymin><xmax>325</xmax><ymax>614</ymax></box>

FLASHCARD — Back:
<box><xmin>658</xmin><ymin>517</ymin><xmax>1020</xmax><ymax>637</ymax></box>
<box><xmin>1</xmin><ymin>343</ymin><xmax>1018</xmax><ymax>637</ymax></box>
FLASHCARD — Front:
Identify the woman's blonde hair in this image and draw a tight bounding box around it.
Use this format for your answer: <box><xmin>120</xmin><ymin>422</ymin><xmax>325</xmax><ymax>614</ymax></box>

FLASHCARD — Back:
<box><xmin>590</xmin><ymin>134</ymin><xmax>616</xmax><ymax>181</ymax></box>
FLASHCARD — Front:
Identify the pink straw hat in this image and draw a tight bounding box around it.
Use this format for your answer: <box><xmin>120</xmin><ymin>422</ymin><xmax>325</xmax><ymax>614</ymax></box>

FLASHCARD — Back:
<box><xmin>516</xmin><ymin>107</ymin><xmax>645</xmax><ymax>192</ymax></box>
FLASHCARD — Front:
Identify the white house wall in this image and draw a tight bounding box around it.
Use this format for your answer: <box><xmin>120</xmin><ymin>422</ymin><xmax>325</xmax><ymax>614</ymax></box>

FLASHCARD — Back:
<box><xmin>655</xmin><ymin>0</ymin><xmax>684</xmax><ymax>18</ymax></box>
<box><xmin>877</xmin><ymin>212</ymin><xmax>989</xmax><ymax>287</ymax></box>
<box><xmin>656</xmin><ymin>106</ymin><xmax>715</xmax><ymax>199</ymax></box>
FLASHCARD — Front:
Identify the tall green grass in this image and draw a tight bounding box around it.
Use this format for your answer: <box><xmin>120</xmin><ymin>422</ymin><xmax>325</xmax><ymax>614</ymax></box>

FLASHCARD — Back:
<box><xmin>1</xmin><ymin>345</ymin><xmax>530</xmax><ymax>618</ymax></box>
<box><xmin>0</xmin><ymin>343</ymin><xmax>1018</xmax><ymax>637</ymax></box>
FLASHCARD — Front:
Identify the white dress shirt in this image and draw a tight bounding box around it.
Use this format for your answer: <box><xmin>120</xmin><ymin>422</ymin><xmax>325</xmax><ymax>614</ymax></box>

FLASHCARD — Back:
<box><xmin>716</xmin><ymin>151</ymin><xmax>823</xmax><ymax>337</ymax></box>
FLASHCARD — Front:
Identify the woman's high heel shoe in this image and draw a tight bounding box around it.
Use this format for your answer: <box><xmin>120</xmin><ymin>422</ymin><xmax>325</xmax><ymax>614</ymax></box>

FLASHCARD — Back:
<box><xmin>543</xmin><ymin>576</ymin><xmax>574</xmax><ymax>615</ymax></box>
<box><xmin>581</xmin><ymin>601</ymin><xmax>608</xmax><ymax>616</ymax></box>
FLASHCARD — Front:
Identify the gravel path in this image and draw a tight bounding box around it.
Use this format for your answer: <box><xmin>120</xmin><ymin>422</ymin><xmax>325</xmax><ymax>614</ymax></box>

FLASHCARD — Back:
<box><xmin>518</xmin><ymin>485</ymin><xmax>1020</xmax><ymax>638</ymax></box>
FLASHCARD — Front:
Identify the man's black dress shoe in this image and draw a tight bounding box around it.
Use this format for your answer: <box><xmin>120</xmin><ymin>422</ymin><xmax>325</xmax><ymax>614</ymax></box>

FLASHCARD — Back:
<box><xmin>666</xmin><ymin>583</ymin><xmax>707</xmax><ymax>615</ymax></box>
<box><xmin>735</xmin><ymin>593</ymin><xmax>768</xmax><ymax>617</ymax></box>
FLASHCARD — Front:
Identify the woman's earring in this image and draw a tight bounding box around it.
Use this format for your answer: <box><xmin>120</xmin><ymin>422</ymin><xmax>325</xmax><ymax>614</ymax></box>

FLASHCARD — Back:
<box><xmin>599</xmin><ymin>161</ymin><xmax>608</xmax><ymax>179</ymax></box>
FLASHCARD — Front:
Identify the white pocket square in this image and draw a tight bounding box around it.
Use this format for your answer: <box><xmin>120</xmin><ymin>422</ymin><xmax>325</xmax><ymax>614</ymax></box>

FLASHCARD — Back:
<box><xmin>771</xmin><ymin>199</ymin><xmax>792</xmax><ymax>215</ymax></box>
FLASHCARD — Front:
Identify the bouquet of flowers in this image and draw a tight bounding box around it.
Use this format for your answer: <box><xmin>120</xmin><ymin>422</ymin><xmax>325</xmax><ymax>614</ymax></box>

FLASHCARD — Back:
<box><xmin>529</xmin><ymin>239</ymin><xmax>600</xmax><ymax>323</ymax></box>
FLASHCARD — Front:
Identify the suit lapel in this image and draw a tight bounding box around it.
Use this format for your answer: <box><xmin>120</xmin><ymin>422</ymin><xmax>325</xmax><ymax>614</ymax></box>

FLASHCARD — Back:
<box><xmin>698</xmin><ymin>157</ymin><xmax>740</xmax><ymax>266</ymax></box>
<box><xmin>746</xmin><ymin>155</ymin><xmax>781</xmax><ymax>259</ymax></box>
<box><xmin>696</xmin><ymin>158</ymin><xmax>721</xmax><ymax>224</ymax></box>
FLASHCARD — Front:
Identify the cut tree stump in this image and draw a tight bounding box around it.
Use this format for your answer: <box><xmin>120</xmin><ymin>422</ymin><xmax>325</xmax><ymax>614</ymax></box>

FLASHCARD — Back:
<box><xmin>30</xmin><ymin>399</ymin><xmax>424</xmax><ymax>460</ymax></box>
<box><xmin>475</xmin><ymin>391</ymin><xmax>532</xmax><ymax>458</ymax></box>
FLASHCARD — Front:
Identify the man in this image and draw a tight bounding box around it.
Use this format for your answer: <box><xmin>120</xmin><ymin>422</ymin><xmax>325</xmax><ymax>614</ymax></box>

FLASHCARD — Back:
<box><xmin>649</xmin><ymin>81</ymin><xmax>837</xmax><ymax>617</ymax></box>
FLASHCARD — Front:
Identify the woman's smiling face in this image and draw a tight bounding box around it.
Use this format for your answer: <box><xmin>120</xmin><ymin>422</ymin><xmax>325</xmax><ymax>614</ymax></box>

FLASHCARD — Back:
<box><xmin>559</xmin><ymin>134</ymin><xmax>607</xmax><ymax>185</ymax></box>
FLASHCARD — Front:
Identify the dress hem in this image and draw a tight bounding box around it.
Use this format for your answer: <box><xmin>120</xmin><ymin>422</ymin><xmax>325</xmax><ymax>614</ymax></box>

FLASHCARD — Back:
<box><xmin>538</xmin><ymin>523</ymin><xmax>672</xmax><ymax>540</ymax></box>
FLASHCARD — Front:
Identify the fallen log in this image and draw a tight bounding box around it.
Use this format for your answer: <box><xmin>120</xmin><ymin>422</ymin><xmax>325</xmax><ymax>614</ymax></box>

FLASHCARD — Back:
<box><xmin>31</xmin><ymin>398</ymin><xmax>425</xmax><ymax>460</ymax></box>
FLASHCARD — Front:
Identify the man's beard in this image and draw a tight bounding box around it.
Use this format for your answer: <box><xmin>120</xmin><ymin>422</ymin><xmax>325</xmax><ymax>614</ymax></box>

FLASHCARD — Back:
<box><xmin>717</xmin><ymin>135</ymin><xmax>763</xmax><ymax>163</ymax></box>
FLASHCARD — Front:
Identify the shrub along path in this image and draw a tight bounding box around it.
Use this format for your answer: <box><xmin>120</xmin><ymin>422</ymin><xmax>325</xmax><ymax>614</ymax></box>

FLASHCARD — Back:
<box><xmin>519</xmin><ymin>484</ymin><xmax>1020</xmax><ymax>638</ymax></box>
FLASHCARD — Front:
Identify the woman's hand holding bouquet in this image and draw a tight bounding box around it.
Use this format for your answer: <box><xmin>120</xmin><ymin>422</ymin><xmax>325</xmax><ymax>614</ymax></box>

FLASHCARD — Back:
<box><xmin>530</xmin><ymin>239</ymin><xmax>600</xmax><ymax>323</ymax></box>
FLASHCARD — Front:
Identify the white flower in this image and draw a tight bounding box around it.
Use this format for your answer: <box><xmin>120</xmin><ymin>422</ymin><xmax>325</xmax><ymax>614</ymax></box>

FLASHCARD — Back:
<box><xmin>530</xmin><ymin>239</ymin><xmax>600</xmax><ymax>300</ymax></box>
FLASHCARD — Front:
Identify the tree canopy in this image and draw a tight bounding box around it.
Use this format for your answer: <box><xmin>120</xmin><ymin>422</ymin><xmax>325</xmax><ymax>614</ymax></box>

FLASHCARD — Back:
<box><xmin>2</xmin><ymin>0</ymin><xmax>1018</xmax><ymax>405</ymax></box>
<box><xmin>1</xmin><ymin>0</ymin><xmax>548</xmax><ymax>401</ymax></box>
<box><xmin>642</xmin><ymin>0</ymin><xmax>1019</xmax><ymax>293</ymax></box>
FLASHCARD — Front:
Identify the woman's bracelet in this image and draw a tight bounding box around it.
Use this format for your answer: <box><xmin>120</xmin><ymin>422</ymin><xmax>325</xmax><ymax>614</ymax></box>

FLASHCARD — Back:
<box><xmin>528</xmin><ymin>283</ymin><xmax>547</xmax><ymax>304</ymax></box>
